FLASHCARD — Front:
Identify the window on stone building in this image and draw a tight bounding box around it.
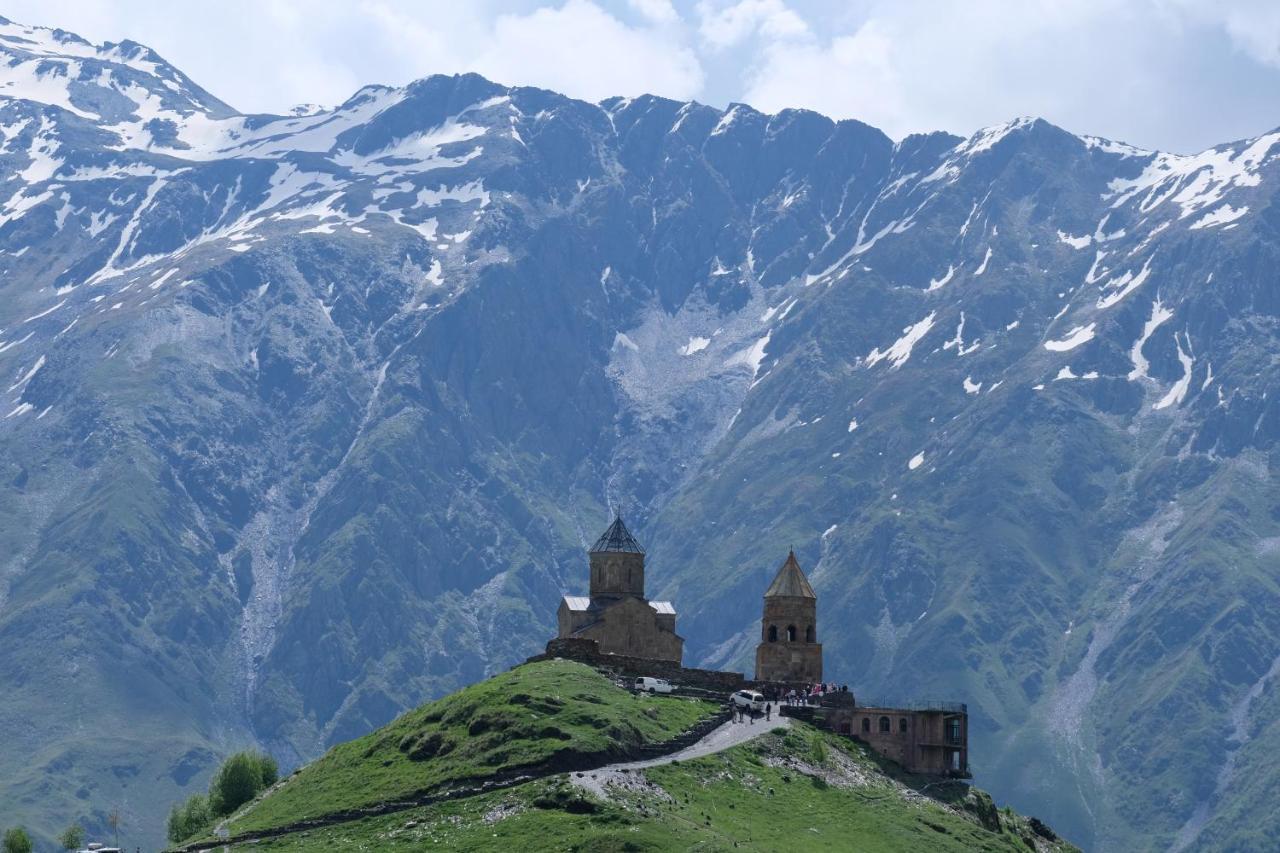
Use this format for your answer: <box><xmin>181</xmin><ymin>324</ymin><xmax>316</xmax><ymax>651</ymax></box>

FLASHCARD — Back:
<box><xmin>768</xmin><ymin>625</ymin><xmax>778</xmax><ymax>642</ymax></box>
<box><xmin>805</xmin><ymin>625</ymin><xmax>815</xmax><ymax>643</ymax></box>
<box><xmin>786</xmin><ymin>625</ymin><xmax>797</xmax><ymax>642</ymax></box>
<box><xmin>899</xmin><ymin>718</ymin><xmax>908</xmax><ymax>733</ymax></box>
<box><xmin>879</xmin><ymin>716</ymin><xmax>890</xmax><ymax>733</ymax></box>
<box><xmin>861</xmin><ymin>717</ymin><xmax>870</xmax><ymax>733</ymax></box>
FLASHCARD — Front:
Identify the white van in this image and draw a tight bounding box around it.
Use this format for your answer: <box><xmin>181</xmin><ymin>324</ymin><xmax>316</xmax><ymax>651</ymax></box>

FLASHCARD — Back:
<box><xmin>731</xmin><ymin>690</ymin><xmax>766</xmax><ymax>712</ymax></box>
<box><xmin>635</xmin><ymin>676</ymin><xmax>674</xmax><ymax>694</ymax></box>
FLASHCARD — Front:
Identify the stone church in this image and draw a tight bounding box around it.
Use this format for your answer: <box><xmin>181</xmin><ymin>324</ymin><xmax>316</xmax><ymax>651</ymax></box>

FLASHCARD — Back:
<box><xmin>754</xmin><ymin>550</ymin><xmax>823</xmax><ymax>683</ymax></box>
<box><xmin>556</xmin><ymin>515</ymin><xmax>683</xmax><ymax>662</ymax></box>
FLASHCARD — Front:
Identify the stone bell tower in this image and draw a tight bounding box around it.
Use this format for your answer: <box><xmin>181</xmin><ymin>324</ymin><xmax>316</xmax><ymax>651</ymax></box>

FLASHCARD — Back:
<box><xmin>754</xmin><ymin>550</ymin><xmax>823</xmax><ymax>683</ymax></box>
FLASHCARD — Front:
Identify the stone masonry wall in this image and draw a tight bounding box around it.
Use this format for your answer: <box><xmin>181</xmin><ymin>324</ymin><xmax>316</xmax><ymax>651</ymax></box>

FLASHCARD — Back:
<box><xmin>530</xmin><ymin>638</ymin><xmax>746</xmax><ymax>693</ymax></box>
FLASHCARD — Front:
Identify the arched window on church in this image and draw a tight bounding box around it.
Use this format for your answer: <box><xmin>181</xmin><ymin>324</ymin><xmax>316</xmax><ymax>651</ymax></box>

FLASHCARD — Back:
<box><xmin>861</xmin><ymin>717</ymin><xmax>870</xmax><ymax>733</ymax></box>
<box><xmin>767</xmin><ymin>625</ymin><xmax>778</xmax><ymax>642</ymax></box>
<box><xmin>899</xmin><ymin>718</ymin><xmax>908</xmax><ymax>734</ymax></box>
<box><xmin>879</xmin><ymin>716</ymin><xmax>891</xmax><ymax>733</ymax></box>
<box><xmin>786</xmin><ymin>625</ymin><xmax>797</xmax><ymax>642</ymax></box>
<box><xmin>805</xmin><ymin>625</ymin><xmax>815</xmax><ymax>643</ymax></box>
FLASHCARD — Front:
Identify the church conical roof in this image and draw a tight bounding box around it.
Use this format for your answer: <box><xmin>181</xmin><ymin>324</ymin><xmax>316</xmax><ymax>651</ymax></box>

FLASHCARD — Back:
<box><xmin>590</xmin><ymin>514</ymin><xmax>645</xmax><ymax>554</ymax></box>
<box><xmin>764</xmin><ymin>550</ymin><xmax>816</xmax><ymax>598</ymax></box>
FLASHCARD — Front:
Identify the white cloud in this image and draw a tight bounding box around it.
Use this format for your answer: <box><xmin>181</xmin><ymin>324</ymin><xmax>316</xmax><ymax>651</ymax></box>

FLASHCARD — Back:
<box><xmin>734</xmin><ymin>0</ymin><xmax>1280</xmax><ymax>152</ymax></box>
<box><xmin>3</xmin><ymin>0</ymin><xmax>1280</xmax><ymax>152</ymax></box>
<box><xmin>627</xmin><ymin>0</ymin><xmax>680</xmax><ymax>25</ymax></box>
<box><xmin>467</xmin><ymin>0</ymin><xmax>703</xmax><ymax>101</ymax></box>
<box><xmin>1168</xmin><ymin>0</ymin><xmax>1280</xmax><ymax>69</ymax></box>
<box><xmin>744</xmin><ymin>19</ymin><xmax>905</xmax><ymax>132</ymax></box>
<box><xmin>697</xmin><ymin>0</ymin><xmax>809</xmax><ymax>49</ymax></box>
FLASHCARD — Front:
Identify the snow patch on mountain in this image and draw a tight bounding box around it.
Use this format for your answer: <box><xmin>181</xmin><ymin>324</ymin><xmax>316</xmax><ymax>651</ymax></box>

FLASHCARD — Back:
<box><xmin>1045</xmin><ymin>323</ymin><xmax>1097</xmax><ymax>352</ymax></box>
<box><xmin>1106</xmin><ymin>130</ymin><xmax>1279</xmax><ymax>219</ymax></box>
<box><xmin>1154</xmin><ymin>332</ymin><xmax>1194</xmax><ymax>410</ymax></box>
<box><xmin>1128</xmin><ymin>299</ymin><xmax>1174</xmax><ymax>381</ymax></box>
<box><xmin>726</xmin><ymin>332</ymin><xmax>771</xmax><ymax>378</ymax></box>
<box><xmin>1189</xmin><ymin>204</ymin><xmax>1248</xmax><ymax>230</ymax></box>
<box><xmin>866</xmin><ymin>312</ymin><xmax>936</xmax><ymax>369</ymax></box>
<box><xmin>973</xmin><ymin>246</ymin><xmax>992</xmax><ymax>276</ymax></box>
<box><xmin>1097</xmin><ymin>255</ymin><xmax>1155</xmax><ymax>309</ymax></box>
<box><xmin>679</xmin><ymin>336</ymin><xmax>710</xmax><ymax>356</ymax></box>
<box><xmin>927</xmin><ymin>265</ymin><xmax>955</xmax><ymax>291</ymax></box>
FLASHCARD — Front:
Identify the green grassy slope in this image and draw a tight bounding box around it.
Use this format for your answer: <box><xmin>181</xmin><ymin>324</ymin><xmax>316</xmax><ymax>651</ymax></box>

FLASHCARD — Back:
<box><xmin>236</xmin><ymin>726</ymin><xmax>1078</xmax><ymax>852</ymax></box>
<box><xmin>218</xmin><ymin>660</ymin><xmax>716</xmax><ymax>837</ymax></box>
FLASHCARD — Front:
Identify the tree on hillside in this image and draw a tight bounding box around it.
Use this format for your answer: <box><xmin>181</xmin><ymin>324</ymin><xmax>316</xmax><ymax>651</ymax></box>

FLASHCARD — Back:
<box><xmin>166</xmin><ymin>748</ymin><xmax>279</xmax><ymax>843</ymax></box>
<box><xmin>208</xmin><ymin>751</ymin><xmax>277</xmax><ymax>817</ymax></box>
<box><xmin>2</xmin><ymin>828</ymin><xmax>32</xmax><ymax>853</ymax></box>
<box><xmin>57</xmin><ymin>824</ymin><xmax>83</xmax><ymax>852</ymax></box>
<box><xmin>257</xmin><ymin>753</ymin><xmax>279</xmax><ymax>788</ymax></box>
<box><xmin>166</xmin><ymin>794</ymin><xmax>211</xmax><ymax>845</ymax></box>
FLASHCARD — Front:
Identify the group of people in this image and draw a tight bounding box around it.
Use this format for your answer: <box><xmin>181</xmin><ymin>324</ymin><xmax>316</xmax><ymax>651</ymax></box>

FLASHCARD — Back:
<box><xmin>782</xmin><ymin>682</ymin><xmax>850</xmax><ymax>706</ymax></box>
<box><xmin>729</xmin><ymin>702</ymin><xmax>770</xmax><ymax>724</ymax></box>
<box><xmin>728</xmin><ymin>681</ymin><xmax>855</xmax><ymax>725</ymax></box>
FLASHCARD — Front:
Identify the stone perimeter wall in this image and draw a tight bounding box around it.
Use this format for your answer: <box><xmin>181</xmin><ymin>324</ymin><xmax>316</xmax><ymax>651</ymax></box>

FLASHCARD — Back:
<box><xmin>531</xmin><ymin>638</ymin><xmax>968</xmax><ymax>778</ymax></box>
<box><xmin>529</xmin><ymin>638</ymin><xmax>747</xmax><ymax>693</ymax></box>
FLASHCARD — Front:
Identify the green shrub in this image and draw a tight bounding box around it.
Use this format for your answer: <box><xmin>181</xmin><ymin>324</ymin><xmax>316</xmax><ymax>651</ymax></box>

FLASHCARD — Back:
<box><xmin>2</xmin><ymin>827</ymin><xmax>32</xmax><ymax>853</ymax></box>
<box><xmin>209</xmin><ymin>751</ymin><xmax>277</xmax><ymax>816</ymax></box>
<box><xmin>258</xmin><ymin>753</ymin><xmax>279</xmax><ymax>788</ymax></box>
<box><xmin>167</xmin><ymin>793</ymin><xmax>213</xmax><ymax>844</ymax></box>
<box><xmin>57</xmin><ymin>824</ymin><xmax>83</xmax><ymax>852</ymax></box>
<box><xmin>165</xmin><ymin>748</ymin><xmax>280</xmax><ymax>842</ymax></box>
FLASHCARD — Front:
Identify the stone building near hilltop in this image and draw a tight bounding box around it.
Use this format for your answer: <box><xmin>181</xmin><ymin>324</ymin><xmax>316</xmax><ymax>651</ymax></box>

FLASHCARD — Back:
<box><xmin>754</xmin><ymin>550</ymin><xmax>823</xmax><ymax>683</ymax></box>
<box><xmin>749</xmin><ymin>549</ymin><xmax>970</xmax><ymax>778</ymax></box>
<box><xmin>555</xmin><ymin>515</ymin><xmax>683</xmax><ymax>663</ymax></box>
<box><xmin>825</xmin><ymin>701</ymin><xmax>970</xmax><ymax>777</ymax></box>
<box><xmin>542</xmin><ymin>517</ymin><xmax>969</xmax><ymax>778</ymax></box>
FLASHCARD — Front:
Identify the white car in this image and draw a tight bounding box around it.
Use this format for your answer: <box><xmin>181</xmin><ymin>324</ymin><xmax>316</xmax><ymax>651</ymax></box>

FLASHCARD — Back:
<box><xmin>731</xmin><ymin>690</ymin><xmax>766</xmax><ymax>711</ymax></box>
<box><xmin>635</xmin><ymin>676</ymin><xmax>674</xmax><ymax>694</ymax></box>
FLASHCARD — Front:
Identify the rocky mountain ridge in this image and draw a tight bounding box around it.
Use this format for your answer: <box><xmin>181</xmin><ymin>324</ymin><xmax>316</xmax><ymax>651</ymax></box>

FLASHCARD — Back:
<box><xmin>1</xmin><ymin>15</ymin><xmax>1278</xmax><ymax>851</ymax></box>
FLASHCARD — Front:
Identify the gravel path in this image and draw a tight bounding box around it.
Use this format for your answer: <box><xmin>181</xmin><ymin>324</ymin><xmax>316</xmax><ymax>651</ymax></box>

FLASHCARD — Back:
<box><xmin>571</xmin><ymin>715</ymin><xmax>791</xmax><ymax>799</ymax></box>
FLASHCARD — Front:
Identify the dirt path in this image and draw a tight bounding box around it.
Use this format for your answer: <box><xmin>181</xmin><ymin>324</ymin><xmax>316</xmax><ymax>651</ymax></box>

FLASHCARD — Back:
<box><xmin>571</xmin><ymin>716</ymin><xmax>791</xmax><ymax>799</ymax></box>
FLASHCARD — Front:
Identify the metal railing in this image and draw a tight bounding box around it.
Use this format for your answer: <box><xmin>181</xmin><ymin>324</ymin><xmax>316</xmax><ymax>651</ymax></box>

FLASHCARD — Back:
<box><xmin>853</xmin><ymin>698</ymin><xmax>968</xmax><ymax>714</ymax></box>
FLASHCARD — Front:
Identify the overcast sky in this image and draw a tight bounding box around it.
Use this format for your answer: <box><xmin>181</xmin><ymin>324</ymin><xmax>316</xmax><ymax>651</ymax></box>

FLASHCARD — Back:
<box><xmin>8</xmin><ymin>0</ymin><xmax>1280</xmax><ymax>153</ymax></box>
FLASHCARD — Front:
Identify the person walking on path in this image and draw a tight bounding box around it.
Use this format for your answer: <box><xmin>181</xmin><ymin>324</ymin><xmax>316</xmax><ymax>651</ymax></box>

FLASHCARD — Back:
<box><xmin>765</xmin><ymin>703</ymin><xmax>772</xmax><ymax>721</ymax></box>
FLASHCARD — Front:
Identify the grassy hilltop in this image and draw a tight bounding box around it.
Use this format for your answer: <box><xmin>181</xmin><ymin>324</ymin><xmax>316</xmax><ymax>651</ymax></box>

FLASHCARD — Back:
<box><xmin>174</xmin><ymin>660</ymin><xmax>1078</xmax><ymax>852</ymax></box>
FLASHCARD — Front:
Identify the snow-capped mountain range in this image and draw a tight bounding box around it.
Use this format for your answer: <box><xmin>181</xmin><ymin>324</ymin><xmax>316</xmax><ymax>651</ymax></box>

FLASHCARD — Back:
<box><xmin>1</xmin><ymin>15</ymin><xmax>1278</xmax><ymax>852</ymax></box>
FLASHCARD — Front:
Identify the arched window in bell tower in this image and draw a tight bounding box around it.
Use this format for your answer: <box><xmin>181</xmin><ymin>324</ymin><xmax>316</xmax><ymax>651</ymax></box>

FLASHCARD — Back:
<box><xmin>786</xmin><ymin>625</ymin><xmax>797</xmax><ymax>642</ymax></box>
<box><xmin>805</xmin><ymin>625</ymin><xmax>815</xmax><ymax>643</ymax></box>
<box><xmin>768</xmin><ymin>625</ymin><xmax>778</xmax><ymax>642</ymax></box>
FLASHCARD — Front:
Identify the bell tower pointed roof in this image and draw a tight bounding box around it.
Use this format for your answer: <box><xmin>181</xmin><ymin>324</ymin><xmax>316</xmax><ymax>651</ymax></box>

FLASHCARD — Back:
<box><xmin>765</xmin><ymin>550</ymin><xmax>816</xmax><ymax>598</ymax></box>
<box><xmin>590</xmin><ymin>514</ymin><xmax>645</xmax><ymax>554</ymax></box>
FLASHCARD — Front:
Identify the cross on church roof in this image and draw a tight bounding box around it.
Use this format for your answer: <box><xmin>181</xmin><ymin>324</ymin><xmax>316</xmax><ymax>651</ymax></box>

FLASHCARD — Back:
<box><xmin>590</xmin><ymin>514</ymin><xmax>645</xmax><ymax>554</ymax></box>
